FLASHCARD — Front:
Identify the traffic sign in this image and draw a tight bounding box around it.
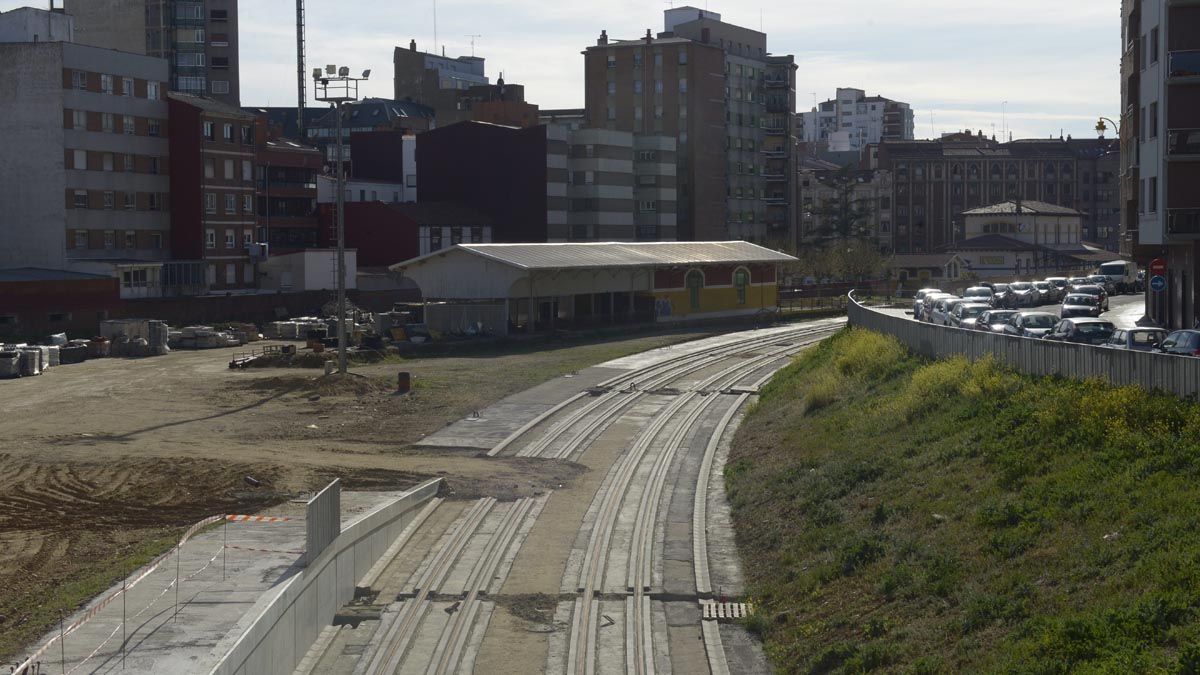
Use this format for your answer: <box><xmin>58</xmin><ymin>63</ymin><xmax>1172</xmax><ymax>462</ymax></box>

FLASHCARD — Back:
<box><xmin>1150</xmin><ymin>275</ymin><xmax>1167</xmax><ymax>293</ymax></box>
<box><xmin>1150</xmin><ymin>258</ymin><xmax>1167</xmax><ymax>277</ymax></box>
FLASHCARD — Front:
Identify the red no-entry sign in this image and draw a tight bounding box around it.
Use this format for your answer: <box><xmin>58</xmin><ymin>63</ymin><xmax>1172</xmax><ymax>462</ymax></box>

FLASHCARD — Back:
<box><xmin>1150</xmin><ymin>258</ymin><xmax>1167</xmax><ymax>276</ymax></box>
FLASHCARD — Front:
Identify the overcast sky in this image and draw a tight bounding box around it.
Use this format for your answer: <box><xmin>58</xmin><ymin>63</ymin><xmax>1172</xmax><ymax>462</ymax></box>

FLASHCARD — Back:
<box><xmin>5</xmin><ymin>0</ymin><xmax>1121</xmax><ymax>141</ymax></box>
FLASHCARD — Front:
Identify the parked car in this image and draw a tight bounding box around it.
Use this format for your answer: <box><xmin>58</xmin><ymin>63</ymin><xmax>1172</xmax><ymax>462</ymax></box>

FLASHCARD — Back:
<box><xmin>949</xmin><ymin>302</ymin><xmax>991</xmax><ymax>329</ymax></box>
<box><xmin>912</xmin><ymin>288</ymin><xmax>943</xmax><ymax>319</ymax></box>
<box><xmin>1033</xmin><ymin>281</ymin><xmax>1058</xmax><ymax>304</ymax></box>
<box><xmin>991</xmin><ymin>283</ymin><xmax>1016</xmax><ymax>309</ymax></box>
<box><xmin>1008</xmin><ymin>282</ymin><xmax>1038</xmax><ymax>307</ymax></box>
<box><xmin>1043</xmin><ymin>318</ymin><xmax>1117</xmax><ymax>345</ymax></box>
<box><xmin>1087</xmin><ymin>274</ymin><xmax>1118</xmax><ymax>296</ymax></box>
<box><xmin>1096</xmin><ymin>260</ymin><xmax>1139</xmax><ymax>294</ymax></box>
<box><xmin>975</xmin><ymin>309</ymin><xmax>1019</xmax><ymax>333</ymax></box>
<box><xmin>1046</xmin><ymin>277</ymin><xmax>1070</xmax><ymax>298</ymax></box>
<box><xmin>1002</xmin><ymin>311</ymin><xmax>1060</xmax><ymax>338</ymax></box>
<box><xmin>930</xmin><ymin>297</ymin><xmax>967</xmax><ymax>326</ymax></box>
<box><xmin>962</xmin><ymin>286</ymin><xmax>995</xmax><ymax>307</ymax></box>
<box><xmin>1066</xmin><ymin>277</ymin><xmax>1092</xmax><ymax>293</ymax></box>
<box><xmin>1159</xmin><ymin>330</ymin><xmax>1200</xmax><ymax>357</ymax></box>
<box><xmin>1104</xmin><ymin>328</ymin><xmax>1168</xmax><ymax>351</ymax></box>
<box><xmin>1060</xmin><ymin>293</ymin><xmax>1103</xmax><ymax>318</ymax></box>
<box><xmin>1072</xmin><ymin>284</ymin><xmax>1110</xmax><ymax>311</ymax></box>
<box><xmin>921</xmin><ymin>293</ymin><xmax>955</xmax><ymax>322</ymax></box>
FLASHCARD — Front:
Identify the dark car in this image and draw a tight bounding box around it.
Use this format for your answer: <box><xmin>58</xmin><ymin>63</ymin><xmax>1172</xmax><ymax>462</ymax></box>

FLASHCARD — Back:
<box><xmin>1071</xmin><ymin>284</ymin><xmax>1110</xmax><ymax>311</ymax></box>
<box><xmin>1060</xmin><ymin>293</ymin><xmax>1103</xmax><ymax>318</ymax></box>
<box><xmin>1008</xmin><ymin>281</ymin><xmax>1038</xmax><ymax>307</ymax></box>
<box><xmin>1159</xmin><ymin>330</ymin><xmax>1200</xmax><ymax>357</ymax></box>
<box><xmin>1087</xmin><ymin>274</ymin><xmax>1118</xmax><ymax>296</ymax></box>
<box><xmin>1043</xmin><ymin>318</ymin><xmax>1116</xmax><ymax>345</ymax></box>
<box><xmin>1104</xmin><ymin>328</ymin><xmax>1168</xmax><ymax>351</ymax></box>
<box><xmin>1034</xmin><ymin>281</ymin><xmax>1059</xmax><ymax>304</ymax></box>
<box><xmin>991</xmin><ymin>283</ymin><xmax>1016</xmax><ymax>309</ymax></box>
<box><xmin>1002</xmin><ymin>311</ymin><xmax>1060</xmax><ymax>338</ymax></box>
<box><xmin>975</xmin><ymin>309</ymin><xmax>1018</xmax><ymax>333</ymax></box>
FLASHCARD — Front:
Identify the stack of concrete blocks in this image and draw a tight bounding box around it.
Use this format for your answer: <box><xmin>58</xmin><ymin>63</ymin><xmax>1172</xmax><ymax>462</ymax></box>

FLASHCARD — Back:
<box><xmin>18</xmin><ymin>348</ymin><xmax>42</xmax><ymax>376</ymax></box>
<box><xmin>0</xmin><ymin>350</ymin><xmax>19</xmax><ymax>378</ymax></box>
<box><xmin>175</xmin><ymin>326</ymin><xmax>242</xmax><ymax>349</ymax></box>
<box><xmin>100</xmin><ymin>319</ymin><xmax>170</xmax><ymax>357</ymax></box>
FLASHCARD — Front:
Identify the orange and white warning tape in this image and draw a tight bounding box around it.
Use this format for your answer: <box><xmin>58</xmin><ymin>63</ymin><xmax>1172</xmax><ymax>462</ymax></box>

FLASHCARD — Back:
<box><xmin>225</xmin><ymin>514</ymin><xmax>293</xmax><ymax>523</ymax></box>
<box><xmin>223</xmin><ymin>544</ymin><xmax>306</xmax><ymax>555</ymax></box>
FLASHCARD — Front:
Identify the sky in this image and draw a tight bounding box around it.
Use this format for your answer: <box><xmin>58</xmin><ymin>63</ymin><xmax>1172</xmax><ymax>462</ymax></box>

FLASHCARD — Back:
<box><xmin>4</xmin><ymin>0</ymin><xmax>1122</xmax><ymax>141</ymax></box>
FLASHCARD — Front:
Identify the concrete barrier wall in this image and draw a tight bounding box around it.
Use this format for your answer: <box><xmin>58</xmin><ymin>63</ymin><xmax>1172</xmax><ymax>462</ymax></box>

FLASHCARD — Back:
<box><xmin>305</xmin><ymin>480</ymin><xmax>341</xmax><ymax>567</ymax></box>
<box><xmin>847</xmin><ymin>294</ymin><xmax>1200</xmax><ymax>398</ymax></box>
<box><xmin>209</xmin><ymin>478</ymin><xmax>443</xmax><ymax>675</ymax></box>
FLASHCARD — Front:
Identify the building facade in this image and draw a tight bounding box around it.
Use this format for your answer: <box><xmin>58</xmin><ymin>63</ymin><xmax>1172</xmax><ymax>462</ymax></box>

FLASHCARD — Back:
<box><xmin>63</xmin><ymin>0</ymin><xmax>241</xmax><ymax>106</ymax></box>
<box><xmin>796</xmin><ymin>165</ymin><xmax>895</xmax><ymax>251</ymax></box>
<box><xmin>393</xmin><ymin>40</ymin><xmax>538</xmax><ymax>128</ymax></box>
<box><xmin>168</xmin><ymin>93</ymin><xmax>257</xmax><ymax>291</ymax></box>
<box><xmin>256</xmin><ymin>126</ymin><xmax>322</xmax><ymax>255</ymax></box>
<box><xmin>798</xmin><ymin>88</ymin><xmax>915</xmax><ymax>151</ymax></box>
<box><xmin>875</xmin><ymin>132</ymin><xmax>1121</xmax><ymax>255</ymax></box>
<box><xmin>1120</xmin><ymin>0</ymin><xmax>1200</xmax><ymax>329</ymax></box>
<box><xmin>0</xmin><ymin>32</ymin><xmax>172</xmax><ymax>282</ymax></box>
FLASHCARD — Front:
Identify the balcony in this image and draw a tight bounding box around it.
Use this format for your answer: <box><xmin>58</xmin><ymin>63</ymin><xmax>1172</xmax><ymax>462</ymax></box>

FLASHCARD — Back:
<box><xmin>763</xmin><ymin>78</ymin><xmax>790</xmax><ymax>89</ymax></box>
<box><xmin>1167</xmin><ymin>129</ymin><xmax>1200</xmax><ymax>158</ymax></box>
<box><xmin>760</xmin><ymin>148</ymin><xmax>787</xmax><ymax>159</ymax></box>
<box><xmin>1168</xmin><ymin>209</ymin><xmax>1200</xmax><ymax>237</ymax></box>
<box><xmin>761</xmin><ymin>125</ymin><xmax>787</xmax><ymax>136</ymax></box>
<box><xmin>1168</xmin><ymin>50</ymin><xmax>1200</xmax><ymax>80</ymax></box>
<box><xmin>762</xmin><ymin>195</ymin><xmax>789</xmax><ymax>205</ymax></box>
<box><xmin>763</xmin><ymin>172</ymin><xmax>788</xmax><ymax>182</ymax></box>
<box><xmin>258</xmin><ymin>179</ymin><xmax>318</xmax><ymax>191</ymax></box>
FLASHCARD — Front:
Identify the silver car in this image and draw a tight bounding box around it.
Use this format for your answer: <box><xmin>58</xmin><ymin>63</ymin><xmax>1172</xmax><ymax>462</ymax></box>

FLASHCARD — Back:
<box><xmin>930</xmin><ymin>297</ymin><xmax>967</xmax><ymax>326</ymax></box>
<box><xmin>1103</xmin><ymin>328</ymin><xmax>1168</xmax><ymax>352</ymax></box>
<box><xmin>949</xmin><ymin>302</ymin><xmax>991</xmax><ymax>329</ymax></box>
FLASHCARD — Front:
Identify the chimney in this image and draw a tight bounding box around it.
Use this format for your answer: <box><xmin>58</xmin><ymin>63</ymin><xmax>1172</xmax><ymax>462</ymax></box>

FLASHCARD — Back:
<box><xmin>645</xmin><ymin>29</ymin><xmax>653</xmax><ymax>44</ymax></box>
<box><xmin>410</xmin><ymin>39</ymin><xmax>417</xmax><ymax>52</ymax></box>
<box><xmin>598</xmin><ymin>30</ymin><xmax>608</xmax><ymax>46</ymax></box>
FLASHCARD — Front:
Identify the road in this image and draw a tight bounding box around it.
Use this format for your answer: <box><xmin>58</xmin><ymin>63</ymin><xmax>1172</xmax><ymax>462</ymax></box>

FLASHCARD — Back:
<box><xmin>882</xmin><ymin>293</ymin><xmax>1147</xmax><ymax>328</ymax></box>
<box><xmin>295</xmin><ymin>319</ymin><xmax>847</xmax><ymax>675</ymax></box>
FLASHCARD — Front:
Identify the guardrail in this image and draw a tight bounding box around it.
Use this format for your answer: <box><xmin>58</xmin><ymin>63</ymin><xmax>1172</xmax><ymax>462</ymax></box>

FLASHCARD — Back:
<box><xmin>847</xmin><ymin>292</ymin><xmax>1200</xmax><ymax>399</ymax></box>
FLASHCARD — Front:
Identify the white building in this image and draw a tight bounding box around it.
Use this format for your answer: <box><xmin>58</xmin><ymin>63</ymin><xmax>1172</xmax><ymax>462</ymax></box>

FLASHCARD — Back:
<box><xmin>798</xmin><ymin>88</ymin><xmax>915</xmax><ymax>151</ymax></box>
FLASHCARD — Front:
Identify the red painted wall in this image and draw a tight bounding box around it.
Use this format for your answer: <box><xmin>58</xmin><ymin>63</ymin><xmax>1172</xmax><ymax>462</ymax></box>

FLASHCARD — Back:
<box><xmin>0</xmin><ymin>278</ymin><xmax>120</xmax><ymax>339</ymax></box>
<box><xmin>167</xmin><ymin>99</ymin><xmax>203</xmax><ymax>261</ymax></box>
<box><xmin>318</xmin><ymin>202</ymin><xmax>420</xmax><ymax>267</ymax></box>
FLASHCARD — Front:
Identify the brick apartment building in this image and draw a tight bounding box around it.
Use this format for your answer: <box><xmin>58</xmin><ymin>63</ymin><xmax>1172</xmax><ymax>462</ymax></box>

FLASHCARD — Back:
<box><xmin>874</xmin><ymin>132</ymin><xmax>1121</xmax><ymax>254</ymax></box>
<box><xmin>64</xmin><ymin>0</ymin><xmax>241</xmax><ymax>106</ymax></box>
<box><xmin>255</xmin><ymin>120</ymin><xmax>322</xmax><ymax>254</ymax></box>
<box><xmin>168</xmin><ymin>92</ymin><xmax>258</xmax><ymax>290</ymax></box>
<box><xmin>0</xmin><ymin>8</ymin><xmax>173</xmax><ymax>297</ymax></box>
<box><xmin>1120</xmin><ymin>0</ymin><xmax>1200</xmax><ymax>328</ymax></box>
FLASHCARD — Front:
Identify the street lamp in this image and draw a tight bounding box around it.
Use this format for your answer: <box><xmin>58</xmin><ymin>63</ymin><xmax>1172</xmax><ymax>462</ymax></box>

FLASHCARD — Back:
<box><xmin>1095</xmin><ymin>116</ymin><xmax>1120</xmax><ymax>139</ymax></box>
<box><xmin>313</xmin><ymin>65</ymin><xmax>370</xmax><ymax>375</ymax></box>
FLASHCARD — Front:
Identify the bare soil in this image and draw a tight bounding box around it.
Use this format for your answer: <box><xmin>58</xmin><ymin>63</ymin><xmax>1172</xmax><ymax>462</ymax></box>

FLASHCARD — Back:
<box><xmin>0</xmin><ymin>331</ymin><xmax>706</xmax><ymax>661</ymax></box>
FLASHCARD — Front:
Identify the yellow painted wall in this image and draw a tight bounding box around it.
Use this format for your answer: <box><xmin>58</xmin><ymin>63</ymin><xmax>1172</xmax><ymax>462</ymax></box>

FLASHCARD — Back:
<box><xmin>653</xmin><ymin>283</ymin><xmax>778</xmax><ymax>320</ymax></box>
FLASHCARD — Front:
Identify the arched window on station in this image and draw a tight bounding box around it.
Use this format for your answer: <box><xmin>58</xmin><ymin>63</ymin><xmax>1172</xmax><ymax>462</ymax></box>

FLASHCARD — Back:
<box><xmin>734</xmin><ymin>267</ymin><xmax>751</xmax><ymax>305</ymax></box>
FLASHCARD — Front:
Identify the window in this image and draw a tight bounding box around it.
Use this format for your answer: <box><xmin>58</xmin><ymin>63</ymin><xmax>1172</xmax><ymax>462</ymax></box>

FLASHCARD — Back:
<box><xmin>205</xmin><ymin>193</ymin><xmax>216</xmax><ymax>213</ymax></box>
<box><xmin>686</xmin><ymin>269</ymin><xmax>704</xmax><ymax>311</ymax></box>
<box><xmin>224</xmin><ymin>229</ymin><xmax>235</xmax><ymax>248</ymax></box>
<box><xmin>122</xmin><ymin>77</ymin><xmax>133</xmax><ymax>96</ymax></box>
<box><xmin>151</xmin><ymin>233</ymin><xmax>162</xmax><ymax>249</ymax></box>
<box><xmin>607</xmin><ymin>81</ymin><xmax>616</xmax><ymax>95</ymax></box>
<box><xmin>103</xmin><ymin>153</ymin><xmax>113</xmax><ymax>171</ymax></box>
<box><xmin>242</xmin><ymin>230</ymin><xmax>252</xmax><ymax>248</ymax></box>
<box><xmin>655</xmin><ymin>80</ymin><xmax>663</xmax><ymax>94</ymax></box>
<box><xmin>72</xmin><ymin>110</ymin><xmax>86</xmax><ymax>130</ymax></box>
<box><xmin>243</xmin><ymin>194</ymin><xmax>253</xmax><ymax>213</ymax></box>
<box><xmin>606</xmin><ymin>106</ymin><xmax>616</xmax><ymax>121</ymax></box>
<box><xmin>124</xmin><ymin>230</ymin><xmax>136</xmax><ymax>248</ymax></box>
<box><xmin>206</xmin><ymin>229</ymin><xmax>216</xmax><ymax>248</ymax></box>
<box><xmin>224</xmin><ymin>194</ymin><xmax>236</xmax><ymax>214</ymax></box>
<box><xmin>224</xmin><ymin>159</ymin><xmax>234</xmax><ymax>179</ymax></box>
<box><xmin>74</xmin><ymin>230</ymin><xmax>88</xmax><ymax>248</ymax></box>
<box><xmin>634</xmin><ymin>106</ymin><xmax>643</xmax><ymax>120</ymax></box>
<box><xmin>211</xmin><ymin>8</ymin><xmax>228</xmax><ymax>20</ymax></box>
<box><xmin>212</xmin><ymin>80</ymin><xmax>230</xmax><ymax>95</ymax></box>
<box><xmin>147</xmin><ymin>82</ymin><xmax>160</xmax><ymax>100</ymax></box>
<box><xmin>678</xmin><ymin>49</ymin><xmax>687</xmax><ymax>65</ymax></box>
<box><xmin>203</xmin><ymin>121</ymin><xmax>215</xmax><ymax>140</ymax></box>
<box><xmin>207</xmin><ymin>264</ymin><xmax>216</xmax><ymax>285</ymax></box>
<box><xmin>241</xmin><ymin>126</ymin><xmax>254</xmax><ymax>145</ymax></box>
<box><xmin>654</xmin><ymin>53</ymin><xmax>663</xmax><ymax>66</ymax></box>
<box><xmin>606</xmin><ymin>54</ymin><xmax>616</xmax><ymax>69</ymax></box>
<box><xmin>101</xmin><ymin>74</ymin><xmax>113</xmax><ymax>94</ymax></box>
<box><xmin>205</xmin><ymin>159</ymin><xmax>215</xmax><ymax>178</ymax></box>
<box><xmin>655</xmin><ymin>105</ymin><xmax>663</xmax><ymax>119</ymax></box>
<box><xmin>225</xmin><ymin>264</ymin><xmax>236</xmax><ymax>285</ymax></box>
<box><xmin>243</xmin><ymin>263</ymin><xmax>253</xmax><ymax>284</ymax></box>
<box><xmin>72</xmin><ymin>71</ymin><xmax>87</xmax><ymax>90</ymax></box>
<box><xmin>679</xmin><ymin>78</ymin><xmax>687</xmax><ymax>93</ymax></box>
<box><xmin>1149</xmin><ymin>176</ymin><xmax>1158</xmax><ymax>213</ymax></box>
<box><xmin>124</xmin><ymin>192</ymin><xmax>135</xmax><ymax>209</ymax></box>
<box><xmin>148</xmin><ymin>193</ymin><xmax>162</xmax><ymax>211</ymax></box>
<box><xmin>103</xmin><ymin>230</ymin><xmax>115</xmax><ymax>248</ymax></box>
<box><xmin>211</xmin><ymin>33</ymin><xmax>229</xmax><ymax>46</ymax></box>
<box><xmin>223</xmin><ymin>123</ymin><xmax>233</xmax><ymax>142</ymax></box>
<box><xmin>734</xmin><ymin>268</ymin><xmax>750</xmax><ymax>305</ymax></box>
<box><xmin>73</xmin><ymin>190</ymin><xmax>88</xmax><ymax>208</ymax></box>
<box><xmin>640</xmin><ymin>200</ymin><xmax>657</xmax><ymax>212</ymax></box>
<box><xmin>1151</xmin><ymin>27</ymin><xmax>1159</xmax><ymax>64</ymax></box>
<box><xmin>102</xmin><ymin>113</ymin><xmax>114</xmax><ymax>132</ymax></box>
<box><xmin>177</xmin><ymin>52</ymin><xmax>205</xmax><ymax>67</ymax></box>
<box><xmin>73</xmin><ymin>149</ymin><xmax>87</xmax><ymax>170</ymax></box>
<box><xmin>1149</xmin><ymin>101</ymin><xmax>1158</xmax><ymax>138</ymax></box>
<box><xmin>634</xmin><ymin>80</ymin><xmax>643</xmax><ymax>94</ymax></box>
<box><xmin>123</xmin><ymin>116</ymin><xmax>134</xmax><ymax>134</ymax></box>
<box><xmin>406</xmin><ymin>175</ymin><xmax>417</xmax><ymax>188</ymax></box>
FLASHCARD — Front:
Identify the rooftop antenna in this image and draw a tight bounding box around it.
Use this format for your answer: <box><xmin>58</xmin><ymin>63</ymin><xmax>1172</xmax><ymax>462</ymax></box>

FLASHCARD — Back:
<box><xmin>465</xmin><ymin>34</ymin><xmax>481</xmax><ymax>57</ymax></box>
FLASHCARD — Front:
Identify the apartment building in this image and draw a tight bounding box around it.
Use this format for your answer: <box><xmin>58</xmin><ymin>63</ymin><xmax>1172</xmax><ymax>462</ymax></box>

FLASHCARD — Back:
<box><xmin>256</xmin><ymin>125</ymin><xmax>322</xmax><ymax>254</ymax></box>
<box><xmin>303</xmin><ymin>98</ymin><xmax>434</xmax><ymax>164</ymax></box>
<box><xmin>393</xmin><ymin>40</ymin><xmax>538</xmax><ymax>127</ymax></box>
<box><xmin>168</xmin><ymin>93</ymin><xmax>257</xmax><ymax>290</ymax></box>
<box><xmin>1120</xmin><ymin>0</ymin><xmax>1200</xmax><ymax>328</ymax></box>
<box><xmin>0</xmin><ymin>10</ymin><xmax>172</xmax><ymax>290</ymax></box>
<box><xmin>584</xmin><ymin>7</ymin><xmax>797</xmax><ymax>244</ymax></box>
<box><xmin>875</xmin><ymin>132</ymin><xmax>1121</xmax><ymax>255</ymax></box>
<box><xmin>64</xmin><ymin>0</ymin><xmax>241</xmax><ymax>106</ymax></box>
<box><xmin>798</xmin><ymin>88</ymin><xmax>914</xmax><ymax>151</ymax></box>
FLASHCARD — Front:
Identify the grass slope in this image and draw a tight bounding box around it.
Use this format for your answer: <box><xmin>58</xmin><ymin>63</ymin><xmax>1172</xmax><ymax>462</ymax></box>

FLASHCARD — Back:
<box><xmin>728</xmin><ymin>328</ymin><xmax>1200</xmax><ymax>674</ymax></box>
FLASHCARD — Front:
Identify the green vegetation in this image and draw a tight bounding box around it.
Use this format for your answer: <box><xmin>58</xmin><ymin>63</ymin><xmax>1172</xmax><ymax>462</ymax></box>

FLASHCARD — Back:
<box><xmin>728</xmin><ymin>328</ymin><xmax>1200</xmax><ymax>673</ymax></box>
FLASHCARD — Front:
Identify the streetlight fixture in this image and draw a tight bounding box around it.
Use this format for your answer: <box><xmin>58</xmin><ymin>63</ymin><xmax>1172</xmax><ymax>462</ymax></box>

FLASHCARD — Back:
<box><xmin>313</xmin><ymin>64</ymin><xmax>369</xmax><ymax>375</ymax></box>
<box><xmin>1096</xmin><ymin>116</ymin><xmax>1120</xmax><ymax>139</ymax></box>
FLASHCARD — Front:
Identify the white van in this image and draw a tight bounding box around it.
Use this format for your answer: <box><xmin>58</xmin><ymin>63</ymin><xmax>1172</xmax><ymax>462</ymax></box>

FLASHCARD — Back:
<box><xmin>1096</xmin><ymin>260</ymin><xmax>1139</xmax><ymax>294</ymax></box>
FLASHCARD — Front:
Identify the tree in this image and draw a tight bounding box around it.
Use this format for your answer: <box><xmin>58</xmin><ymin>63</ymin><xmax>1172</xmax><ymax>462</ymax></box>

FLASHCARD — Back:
<box><xmin>811</xmin><ymin>166</ymin><xmax>876</xmax><ymax>240</ymax></box>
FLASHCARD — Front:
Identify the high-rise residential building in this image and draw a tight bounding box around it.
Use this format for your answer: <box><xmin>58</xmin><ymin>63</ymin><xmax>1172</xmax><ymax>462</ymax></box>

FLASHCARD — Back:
<box><xmin>583</xmin><ymin>7</ymin><xmax>797</xmax><ymax>245</ymax></box>
<box><xmin>0</xmin><ymin>8</ymin><xmax>174</xmax><ymax>294</ymax></box>
<box><xmin>393</xmin><ymin>40</ymin><xmax>538</xmax><ymax>128</ymax></box>
<box><xmin>875</xmin><ymin>132</ymin><xmax>1121</xmax><ymax>255</ymax></box>
<box><xmin>1120</xmin><ymin>0</ymin><xmax>1200</xmax><ymax>329</ymax></box>
<box><xmin>63</xmin><ymin>0</ymin><xmax>241</xmax><ymax>106</ymax></box>
<box><xmin>798</xmin><ymin>88</ymin><xmax>915</xmax><ymax>151</ymax></box>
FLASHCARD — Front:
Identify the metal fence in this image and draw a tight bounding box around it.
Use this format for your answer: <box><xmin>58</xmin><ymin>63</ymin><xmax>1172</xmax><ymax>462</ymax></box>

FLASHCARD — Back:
<box><xmin>847</xmin><ymin>293</ymin><xmax>1200</xmax><ymax>399</ymax></box>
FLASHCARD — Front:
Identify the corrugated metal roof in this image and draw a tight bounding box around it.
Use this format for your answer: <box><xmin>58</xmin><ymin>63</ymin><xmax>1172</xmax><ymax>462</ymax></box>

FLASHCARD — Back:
<box><xmin>963</xmin><ymin>200</ymin><xmax>1081</xmax><ymax>216</ymax></box>
<box><xmin>393</xmin><ymin>241</ymin><xmax>797</xmax><ymax>272</ymax></box>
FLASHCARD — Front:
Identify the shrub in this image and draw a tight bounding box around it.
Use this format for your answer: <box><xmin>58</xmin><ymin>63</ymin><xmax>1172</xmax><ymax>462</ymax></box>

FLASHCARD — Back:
<box><xmin>833</xmin><ymin>329</ymin><xmax>907</xmax><ymax>381</ymax></box>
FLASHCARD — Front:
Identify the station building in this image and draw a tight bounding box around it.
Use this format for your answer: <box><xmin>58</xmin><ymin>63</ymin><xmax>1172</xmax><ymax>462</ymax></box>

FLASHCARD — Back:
<box><xmin>389</xmin><ymin>241</ymin><xmax>796</xmax><ymax>335</ymax></box>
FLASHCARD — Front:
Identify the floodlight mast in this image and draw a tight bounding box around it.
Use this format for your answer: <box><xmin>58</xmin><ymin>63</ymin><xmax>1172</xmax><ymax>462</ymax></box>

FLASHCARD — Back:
<box><xmin>312</xmin><ymin>65</ymin><xmax>370</xmax><ymax>374</ymax></box>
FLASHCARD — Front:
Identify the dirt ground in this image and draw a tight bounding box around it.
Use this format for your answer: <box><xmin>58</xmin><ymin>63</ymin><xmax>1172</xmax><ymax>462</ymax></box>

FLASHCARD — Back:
<box><xmin>0</xmin><ymin>330</ymin><xmax>709</xmax><ymax>661</ymax></box>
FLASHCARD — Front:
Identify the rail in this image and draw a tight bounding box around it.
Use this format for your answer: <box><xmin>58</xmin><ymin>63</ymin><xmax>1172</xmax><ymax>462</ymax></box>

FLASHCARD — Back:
<box><xmin>846</xmin><ymin>292</ymin><xmax>1200</xmax><ymax>398</ymax></box>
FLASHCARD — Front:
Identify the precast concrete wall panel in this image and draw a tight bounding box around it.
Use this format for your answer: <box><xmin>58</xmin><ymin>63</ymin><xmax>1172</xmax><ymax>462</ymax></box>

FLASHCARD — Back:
<box><xmin>847</xmin><ymin>295</ymin><xmax>1200</xmax><ymax>398</ymax></box>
